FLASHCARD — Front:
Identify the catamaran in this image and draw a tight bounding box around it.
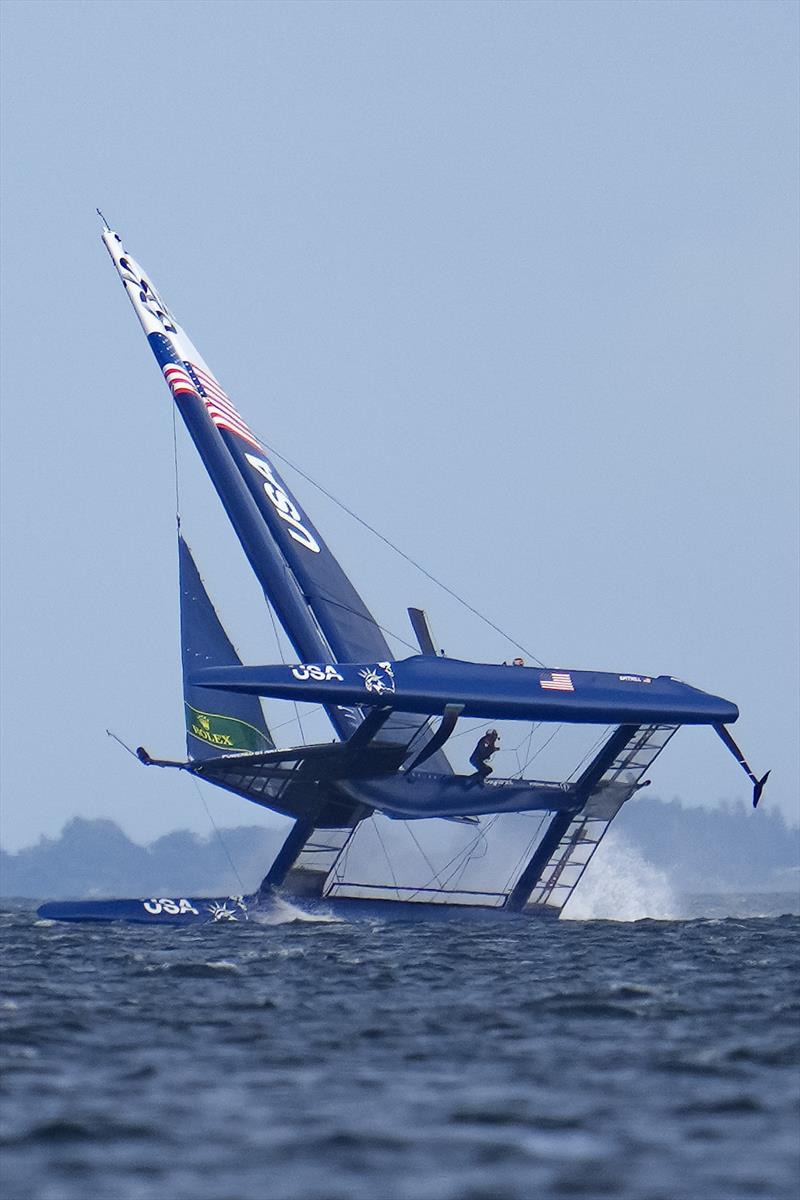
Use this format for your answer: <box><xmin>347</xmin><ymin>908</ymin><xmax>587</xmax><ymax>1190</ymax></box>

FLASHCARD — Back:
<box><xmin>38</xmin><ymin>222</ymin><xmax>768</xmax><ymax>924</ymax></box>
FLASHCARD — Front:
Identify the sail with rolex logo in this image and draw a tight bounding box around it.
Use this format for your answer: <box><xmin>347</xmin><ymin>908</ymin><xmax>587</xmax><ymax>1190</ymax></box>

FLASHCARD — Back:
<box><xmin>179</xmin><ymin>534</ymin><xmax>274</xmax><ymax>760</ymax></box>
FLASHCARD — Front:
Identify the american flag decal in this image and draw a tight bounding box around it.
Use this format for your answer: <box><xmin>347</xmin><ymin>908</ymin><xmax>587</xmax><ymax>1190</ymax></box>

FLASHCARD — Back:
<box><xmin>187</xmin><ymin>362</ymin><xmax>263</xmax><ymax>452</ymax></box>
<box><xmin>539</xmin><ymin>671</ymin><xmax>574</xmax><ymax>692</ymax></box>
<box><xmin>163</xmin><ymin>364</ymin><xmax>197</xmax><ymax>397</ymax></box>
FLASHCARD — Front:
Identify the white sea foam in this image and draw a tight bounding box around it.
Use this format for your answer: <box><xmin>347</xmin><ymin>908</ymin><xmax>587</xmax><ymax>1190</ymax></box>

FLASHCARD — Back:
<box><xmin>252</xmin><ymin>895</ymin><xmax>343</xmax><ymax>926</ymax></box>
<box><xmin>562</xmin><ymin>832</ymin><xmax>682</xmax><ymax>922</ymax></box>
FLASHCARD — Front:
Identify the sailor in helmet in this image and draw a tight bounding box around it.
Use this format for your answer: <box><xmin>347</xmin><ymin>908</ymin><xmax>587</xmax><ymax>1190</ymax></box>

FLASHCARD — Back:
<box><xmin>469</xmin><ymin>729</ymin><xmax>499</xmax><ymax>785</ymax></box>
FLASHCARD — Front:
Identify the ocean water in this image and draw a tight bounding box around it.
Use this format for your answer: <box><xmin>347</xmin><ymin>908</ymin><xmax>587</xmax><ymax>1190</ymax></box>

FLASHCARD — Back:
<box><xmin>1</xmin><ymin>899</ymin><xmax>798</xmax><ymax>1200</ymax></box>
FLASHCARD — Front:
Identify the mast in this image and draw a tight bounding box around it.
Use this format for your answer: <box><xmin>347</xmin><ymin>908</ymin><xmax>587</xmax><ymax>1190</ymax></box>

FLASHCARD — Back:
<box><xmin>102</xmin><ymin>229</ymin><xmax>381</xmax><ymax>737</ymax></box>
<box><xmin>102</xmin><ymin>224</ymin><xmax>451</xmax><ymax>899</ymax></box>
<box><xmin>102</xmin><ymin>231</ymin><xmax>394</xmax><ymax>668</ymax></box>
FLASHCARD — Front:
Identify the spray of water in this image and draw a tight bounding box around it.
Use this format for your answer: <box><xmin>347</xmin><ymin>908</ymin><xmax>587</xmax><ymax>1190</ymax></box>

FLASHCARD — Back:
<box><xmin>251</xmin><ymin>894</ymin><xmax>343</xmax><ymax>926</ymax></box>
<box><xmin>562</xmin><ymin>831</ymin><xmax>682</xmax><ymax>922</ymax></box>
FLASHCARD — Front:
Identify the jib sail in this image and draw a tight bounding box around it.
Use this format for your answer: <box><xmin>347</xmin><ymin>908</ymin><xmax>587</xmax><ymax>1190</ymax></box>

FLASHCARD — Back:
<box><xmin>179</xmin><ymin>534</ymin><xmax>274</xmax><ymax>761</ymax></box>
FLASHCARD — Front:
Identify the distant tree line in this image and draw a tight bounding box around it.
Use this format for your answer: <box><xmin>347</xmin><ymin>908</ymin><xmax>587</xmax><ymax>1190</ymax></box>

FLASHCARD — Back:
<box><xmin>615</xmin><ymin>796</ymin><xmax>799</xmax><ymax>893</ymax></box>
<box><xmin>0</xmin><ymin>819</ymin><xmax>284</xmax><ymax>900</ymax></box>
<box><xmin>1</xmin><ymin>798</ymin><xmax>798</xmax><ymax>900</ymax></box>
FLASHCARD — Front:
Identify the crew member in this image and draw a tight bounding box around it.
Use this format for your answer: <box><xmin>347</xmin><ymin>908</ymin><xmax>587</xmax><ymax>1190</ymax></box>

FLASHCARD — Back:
<box><xmin>470</xmin><ymin>729</ymin><xmax>499</xmax><ymax>784</ymax></box>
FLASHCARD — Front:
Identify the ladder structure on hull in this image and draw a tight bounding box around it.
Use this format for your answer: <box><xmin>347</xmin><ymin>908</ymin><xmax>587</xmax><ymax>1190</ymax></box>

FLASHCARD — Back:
<box><xmin>264</xmin><ymin>824</ymin><xmax>356</xmax><ymax>898</ymax></box>
<box><xmin>289</xmin><ymin>723</ymin><xmax>678</xmax><ymax>915</ymax></box>
<box><xmin>512</xmin><ymin>724</ymin><xmax>677</xmax><ymax>916</ymax></box>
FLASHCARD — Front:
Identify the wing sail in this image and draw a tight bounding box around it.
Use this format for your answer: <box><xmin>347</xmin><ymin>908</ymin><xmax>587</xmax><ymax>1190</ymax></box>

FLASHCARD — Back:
<box><xmin>103</xmin><ymin>227</ymin><xmax>450</xmax><ymax>768</ymax></box>
<box><xmin>180</xmin><ymin>535</ymin><xmax>274</xmax><ymax>761</ymax></box>
<box><xmin>102</xmin><ymin>230</ymin><xmax>391</xmax><ymax>668</ymax></box>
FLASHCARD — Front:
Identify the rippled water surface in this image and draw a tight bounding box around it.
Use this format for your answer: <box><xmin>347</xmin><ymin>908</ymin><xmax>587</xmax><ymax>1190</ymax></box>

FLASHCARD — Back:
<box><xmin>2</xmin><ymin>902</ymin><xmax>799</xmax><ymax>1200</ymax></box>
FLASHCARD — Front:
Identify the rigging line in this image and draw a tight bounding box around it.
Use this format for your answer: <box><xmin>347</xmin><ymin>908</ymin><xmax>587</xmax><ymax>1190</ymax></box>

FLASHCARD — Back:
<box><xmin>331</xmin><ymin>828</ymin><xmax>354</xmax><ymax>887</ymax></box>
<box><xmin>412</xmin><ymin>815</ymin><xmax>500</xmax><ymax>897</ymax></box>
<box><xmin>256</xmin><ymin>436</ymin><xmax>546</xmax><ymax>667</ymax></box>
<box><xmin>190</xmin><ymin>776</ymin><xmax>245</xmax><ymax>894</ymax></box>
<box><xmin>502</xmin><ymin>812</ymin><xmax>549</xmax><ymax>894</ymax></box>
<box><xmin>171</xmin><ymin>414</ymin><xmax>257</xmax><ymax>699</ymax></box>
<box><xmin>449</xmin><ymin>719</ymin><xmax>497</xmax><ymax>741</ymax></box>
<box><xmin>447</xmin><ymin>815</ymin><xmax>499</xmax><ymax>891</ymax></box>
<box><xmin>371</xmin><ymin>817</ymin><xmax>401</xmax><ymax>900</ymax></box>
<box><xmin>171</xmin><ymin>404</ymin><xmax>181</xmax><ymax>528</ymax></box>
<box><xmin>445</xmin><ymin>822</ymin><xmax>497</xmax><ymax>893</ymax></box>
<box><xmin>513</xmin><ymin>723</ymin><xmax>538</xmax><ymax>779</ymax></box>
<box><xmin>266</xmin><ymin>598</ymin><xmax>305</xmax><ymax>745</ymax></box>
<box><xmin>487</xmin><ymin>725</ymin><xmax>539</xmax><ymax>776</ymax></box>
<box><xmin>407</xmin><ymin>815</ymin><xmax>494</xmax><ymax>897</ymax></box>
<box><xmin>565</xmin><ymin>726</ymin><xmax>612</xmax><ymax>782</ymax></box>
<box><xmin>270</xmin><ymin>705</ymin><xmax>324</xmax><ymax>733</ymax></box>
<box><xmin>516</xmin><ymin>725</ymin><xmax>564</xmax><ymax>776</ymax></box>
<box><xmin>404</xmin><ymin>822</ymin><xmax>446</xmax><ymax>887</ymax></box>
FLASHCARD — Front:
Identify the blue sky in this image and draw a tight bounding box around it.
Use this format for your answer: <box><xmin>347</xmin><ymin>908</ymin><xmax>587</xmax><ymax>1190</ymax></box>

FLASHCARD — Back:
<box><xmin>1</xmin><ymin>0</ymin><xmax>797</xmax><ymax>850</ymax></box>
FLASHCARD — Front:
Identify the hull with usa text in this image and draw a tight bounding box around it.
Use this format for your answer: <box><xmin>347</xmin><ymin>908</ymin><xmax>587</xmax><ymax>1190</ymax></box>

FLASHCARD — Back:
<box><xmin>192</xmin><ymin>655</ymin><xmax>739</xmax><ymax>726</ymax></box>
<box><xmin>35</xmin><ymin>893</ymin><xmax>554</xmax><ymax>925</ymax></box>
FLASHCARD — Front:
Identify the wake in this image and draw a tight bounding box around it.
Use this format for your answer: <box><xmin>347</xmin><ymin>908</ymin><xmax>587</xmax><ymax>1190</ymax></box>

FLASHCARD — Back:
<box><xmin>562</xmin><ymin>832</ymin><xmax>682</xmax><ymax>922</ymax></box>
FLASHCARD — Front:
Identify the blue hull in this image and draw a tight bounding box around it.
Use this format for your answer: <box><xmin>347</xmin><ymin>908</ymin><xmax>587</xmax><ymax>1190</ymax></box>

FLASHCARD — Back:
<box><xmin>36</xmin><ymin>893</ymin><xmax>553</xmax><ymax>925</ymax></box>
<box><xmin>37</xmin><ymin>895</ymin><xmax>254</xmax><ymax>925</ymax></box>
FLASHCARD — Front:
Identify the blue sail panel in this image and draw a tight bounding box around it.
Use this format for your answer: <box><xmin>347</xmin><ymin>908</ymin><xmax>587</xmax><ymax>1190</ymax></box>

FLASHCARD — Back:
<box><xmin>179</xmin><ymin>535</ymin><xmax>274</xmax><ymax>761</ymax></box>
